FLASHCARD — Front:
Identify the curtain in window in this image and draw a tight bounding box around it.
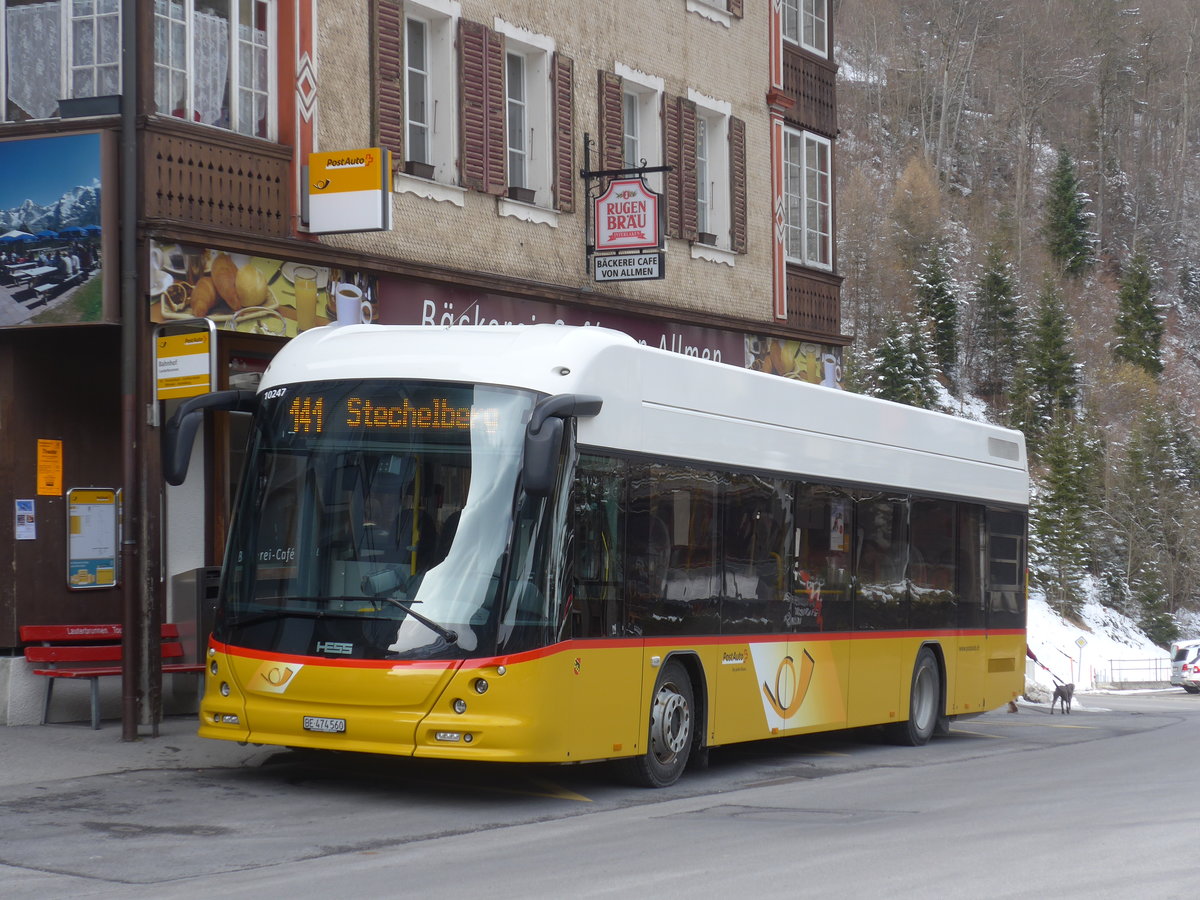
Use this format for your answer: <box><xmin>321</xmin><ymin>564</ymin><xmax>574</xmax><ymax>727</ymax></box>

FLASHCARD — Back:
<box><xmin>193</xmin><ymin>9</ymin><xmax>230</xmax><ymax>126</ymax></box>
<box><xmin>7</xmin><ymin>2</ymin><xmax>61</xmax><ymax>120</ymax></box>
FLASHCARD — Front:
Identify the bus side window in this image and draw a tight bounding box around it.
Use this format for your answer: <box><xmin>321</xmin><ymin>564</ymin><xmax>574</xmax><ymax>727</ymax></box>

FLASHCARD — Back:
<box><xmin>957</xmin><ymin>503</ymin><xmax>986</xmax><ymax>629</ymax></box>
<box><xmin>853</xmin><ymin>493</ymin><xmax>909</xmax><ymax>630</ymax></box>
<box><xmin>793</xmin><ymin>483</ymin><xmax>852</xmax><ymax>631</ymax></box>
<box><xmin>986</xmin><ymin>508</ymin><xmax>1026</xmax><ymax>629</ymax></box>
<box><xmin>909</xmin><ymin>498</ymin><xmax>957</xmax><ymax>629</ymax></box>
<box><xmin>571</xmin><ymin>458</ymin><xmax>625</xmax><ymax>638</ymax></box>
<box><xmin>722</xmin><ymin>474</ymin><xmax>792</xmax><ymax>634</ymax></box>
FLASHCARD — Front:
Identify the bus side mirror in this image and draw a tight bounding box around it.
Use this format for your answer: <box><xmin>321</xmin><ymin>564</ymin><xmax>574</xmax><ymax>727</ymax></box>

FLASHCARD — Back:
<box><xmin>162</xmin><ymin>390</ymin><xmax>259</xmax><ymax>486</ymax></box>
<box><xmin>523</xmin><ymin>417</ymin><xmax>564</xmax><ymax>497</ymax></box>
<box><xmin>522</xmin><ymin>394</ymin><xmax>603</xmax><ymax>498</ymax></box>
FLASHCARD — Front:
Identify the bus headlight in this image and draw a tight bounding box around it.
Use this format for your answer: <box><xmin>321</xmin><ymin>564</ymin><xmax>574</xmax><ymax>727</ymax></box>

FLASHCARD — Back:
<box><xmin>220</xmin><ymin>682</ymin><xmax>231</xmax><ymax>697</ymax></box>
<box><xmin>453</xmin><ymin>698</ymin><xmax>467</xmax><ymax>714</ymax></box>
<box><xmin>473</xmin><ymin>678</ymin><xmax>489</xmax><ymax>694</ymax></box>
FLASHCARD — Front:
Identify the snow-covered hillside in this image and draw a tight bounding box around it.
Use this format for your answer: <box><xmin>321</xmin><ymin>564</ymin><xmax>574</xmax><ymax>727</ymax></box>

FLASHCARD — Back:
<box><xmin>1025</xmin><ymin>585</ymin><xmax>1171</xmax><ymax>691</ymax></box>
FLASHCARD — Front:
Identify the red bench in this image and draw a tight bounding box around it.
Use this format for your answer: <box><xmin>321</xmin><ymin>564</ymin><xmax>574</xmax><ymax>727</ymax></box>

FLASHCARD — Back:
<box><xmin>19</xmin><ymin>624</ymin><xmax>206</xmax><ymax>730</ymax></box>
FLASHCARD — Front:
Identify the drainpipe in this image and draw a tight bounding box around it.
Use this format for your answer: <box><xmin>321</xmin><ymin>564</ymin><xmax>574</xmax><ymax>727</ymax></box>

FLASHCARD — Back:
<box><xmin>119</xmin><ymin>0</ymin><xmax>143</xmax><ymax>741</ymax></box>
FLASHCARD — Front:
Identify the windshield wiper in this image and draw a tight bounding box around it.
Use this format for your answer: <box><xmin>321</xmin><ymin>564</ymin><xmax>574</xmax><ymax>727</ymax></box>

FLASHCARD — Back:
<box><xmin>375</xmin><ymin>596</ymin><xmax>459</xmax><ymax>645</ymax></box>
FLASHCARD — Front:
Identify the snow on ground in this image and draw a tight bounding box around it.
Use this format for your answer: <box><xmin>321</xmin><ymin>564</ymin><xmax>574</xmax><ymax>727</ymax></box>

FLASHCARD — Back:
<box><xmin>1025</xmin><ymin>581</ymin><xmax>1171</xmax><ymax>694</ymax></box>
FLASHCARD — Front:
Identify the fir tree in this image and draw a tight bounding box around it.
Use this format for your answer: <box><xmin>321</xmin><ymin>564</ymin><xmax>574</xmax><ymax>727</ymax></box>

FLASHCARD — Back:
<box><xmin>1112</xmin><ymin>252</ymin><xmax>1163</xmax><ymax>376</ymax></box>
<box><xmin>1030</xmin><ymin>413</ymin><xmax>1090</xmax><ymax>617</ymax></box>
<box><xmin>1008</xmin><ymin>279</ymin><xmax>1078</xmax><ymax>453</ymax></box>
<box><xmin>865</xmin><ymin>315</ymin><xmax>938</xmax><ymax>409</ymax></box>
<box><xmin>1180</xmin><ymin>262</ymin><xmax>1200</xmax><ymax>310</ymax></box>
<box><xmin>1109</xmin><ymin>399</ymin><xmax>1200</xmax><ymax>621</ymax></box>
<box><xmin>868</xmin><ymin>318</ymin><xmax>917</xmax><ymax>405</ymax></box>
<box><xmin>1043</xmin><ymin>148</ymin><xmax>1093</xmax><ymax>277</ymax></box>
<box><xmin>914</xmin><ymin>243</ymin><xmax>958</xmax><ymax>377</ymax></box>
<box><xmin>973</xmin><ymin>241</ymin><xmax>1021</xmax><ymax>402</ymax></box>
<box><xmin>903</xmin><ymin>316</ymin><xmax>940</xmax><ymax>409</ymax></box>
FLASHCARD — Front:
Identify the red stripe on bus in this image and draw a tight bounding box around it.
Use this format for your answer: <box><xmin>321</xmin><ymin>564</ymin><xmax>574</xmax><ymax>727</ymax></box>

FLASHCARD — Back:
<box><xmin>212</xmin><ymin>627</ymin><xmax>1025</xmax><ymax>671</ymax></box>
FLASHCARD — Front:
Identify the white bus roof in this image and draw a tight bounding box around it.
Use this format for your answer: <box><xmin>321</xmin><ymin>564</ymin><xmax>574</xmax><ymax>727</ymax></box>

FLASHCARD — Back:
<box><xmin>261</xmin><ymin>324</ymin><xmax>1029</xmax><ymax>507</ymax></box>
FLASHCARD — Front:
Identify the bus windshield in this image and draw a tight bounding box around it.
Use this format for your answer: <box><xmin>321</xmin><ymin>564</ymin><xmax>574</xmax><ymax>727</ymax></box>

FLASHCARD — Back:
<box><xmin>216</xmin><ymin>379</ymin><xmax>553</xmax><ymax>661</ymax></box>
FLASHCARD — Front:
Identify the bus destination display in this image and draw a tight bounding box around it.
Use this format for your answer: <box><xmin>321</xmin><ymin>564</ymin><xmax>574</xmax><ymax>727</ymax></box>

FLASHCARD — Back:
<box><xmin>287</xmin><ymin>395</ymin><xmax>500</xmax><ymax>435</ymax></box>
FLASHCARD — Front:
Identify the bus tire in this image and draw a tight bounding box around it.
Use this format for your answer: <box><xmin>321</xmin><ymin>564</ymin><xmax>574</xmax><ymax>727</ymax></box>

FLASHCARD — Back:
<box><xmin>621</xmin><ymin>660</ymin><xmax>694</xmax><ymax>788</ymax></box>
<box><xmin>887</xmin><ymin>647</ymin><xmax>940</xmax><ymax>746</ymax></box>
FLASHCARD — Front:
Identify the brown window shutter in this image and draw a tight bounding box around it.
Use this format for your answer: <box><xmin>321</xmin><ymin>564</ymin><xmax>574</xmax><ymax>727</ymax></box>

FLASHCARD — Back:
<box><xmin>552</xmin><ymin>52</ymin><xmax>575</xmax><ymax>213</ymax></box>
<box><xmin>459</xmin><ymin>19</ymin><xmax>505</xmax><ymax>195</ymax></box>
<box><xmin>482</xmin><ymin>27</ymin><xmax>506</xmax><ymax>195</ymax></box>
<box><xmin>597</xmin><ymin>70</ymin><xmax>624</xmax><ymax>173</ymax></box>
<box><xmin>374</xmin><ymin>0</ymin><xmax>404</xmax><ymax>160</ymax></box>
<box><xmin>664</xmin><ymin>95</ymin><xmax>698</xmax><ymax>241</ymax></box>
<box><xmin>728</xmin><ymin>0</ymin><xmax>743</xmax><ymax>18</ymax></box>
<box><xmin>663</xmin><ymin>95</ymin><xmax>682</xmax><ymax>238</ymax></box>
<box><xmin>678</xmin><ymin>97</ymin><xmax>698</xmax><ymax>242</ymax></box>
<box><xmin>729</xmin><ymin>115</ymin><xmax>748</xmax><ymax>254</ymax></box>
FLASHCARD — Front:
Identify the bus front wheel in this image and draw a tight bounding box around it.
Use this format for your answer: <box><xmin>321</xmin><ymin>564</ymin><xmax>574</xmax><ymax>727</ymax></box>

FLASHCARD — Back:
<box><xmin>622</xmin><ymin>660</ymin><xmax>694</xmax><ymax>788</ymax></box>
<box><xmin>887</xmin><ymin>647</ymin><xmax>940</xmax><ymax>746</ymax></box>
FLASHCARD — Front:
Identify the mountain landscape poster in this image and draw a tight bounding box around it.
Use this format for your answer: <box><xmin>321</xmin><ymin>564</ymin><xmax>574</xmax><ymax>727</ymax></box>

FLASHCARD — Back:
<box><xmin>0</xmin><ymin>133</ymin><xmax>104</xmax><ymax>326</ymax></box>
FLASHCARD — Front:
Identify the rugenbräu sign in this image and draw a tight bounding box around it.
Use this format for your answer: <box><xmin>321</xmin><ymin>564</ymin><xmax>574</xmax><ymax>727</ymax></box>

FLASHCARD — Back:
<box><xmin>594</xmin><ymin>178</ymin><xmax>661</xmax><ymax>252</ymax></box>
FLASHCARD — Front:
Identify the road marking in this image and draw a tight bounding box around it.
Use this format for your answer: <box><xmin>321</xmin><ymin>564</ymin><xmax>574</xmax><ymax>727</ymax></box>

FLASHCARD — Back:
<box><xmin>952</xmin><ymin>728</ymin><xmax>1004</xmax><ymax>739</ymax></box>
<box><xmin>963</xmin><ymin>720</ymin><xmax>1100</xmax><ymax>730</ymax></box>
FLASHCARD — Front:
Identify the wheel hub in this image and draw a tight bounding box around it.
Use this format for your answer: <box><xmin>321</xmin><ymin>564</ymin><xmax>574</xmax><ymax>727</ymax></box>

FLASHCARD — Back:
<box><xmin>649</xmin><ymin>684</ymin><xmax>690</xmax><ymax>757</ymax></box>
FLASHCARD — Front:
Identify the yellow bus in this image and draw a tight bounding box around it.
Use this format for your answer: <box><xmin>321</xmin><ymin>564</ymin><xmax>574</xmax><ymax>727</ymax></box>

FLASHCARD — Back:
<box><xmin>165</xmin><ymin>324</ymin><xmax>1028</xmax><ymax>787</ymax></box>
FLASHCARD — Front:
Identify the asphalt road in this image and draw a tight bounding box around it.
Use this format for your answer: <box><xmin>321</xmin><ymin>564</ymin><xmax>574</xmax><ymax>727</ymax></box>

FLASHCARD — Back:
<box><xmin>2</xmin><ymin>690</ymin><xmax>1196</xmax><ymax>898</ymax></box>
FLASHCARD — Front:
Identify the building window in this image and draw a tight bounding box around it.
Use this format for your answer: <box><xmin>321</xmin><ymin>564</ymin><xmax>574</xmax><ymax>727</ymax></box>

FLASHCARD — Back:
<box><xmin>152</xmin><ymin>0</ymin><xmax>275</xmax><ymax>139</ymax></box>
<box><xmin>691</xmin><ymin>94</ymin><xmax>730</xmax><ymax>247</ymax></box>
<box><xmin>784</xmin><ymin>127</ymin><xmax>832</xmax><ymax>270</ymax></box>
<box><xmin>622</xmin><ymin>90</ymin><xmax>639</xmax><ymax>166</ymax></box>
<box><xmin>615</xmin><ymin>65</ymin><xmax>663</xmax><ymax>192</ymax></box>
<box><xmin>403</xmin><ymin>3</ymin><xmax>456</xmax><ymax>182</ymax></box>
<box><xmin>2</xmin><ymin>0</ymin><xmax>120</xmax><ymax>122</ymax></box>
<box><xmin>492</xmin><ymin>20</ymin><xmax>552</xmax><ymax>206</ymax></box>
<box><xmin>782</xmin><ymin>0</ymin><xmax>828</xmax><ymax>57</ymax></box>
<box><xmin>405</xmin><ymin>18</ymin><xmax>430</xmax><ymax>165</ymax></box>
<box><xmin>506</xmin><ymin>51</ymin><xmax>527</xmax><ymax>189</ymax></box>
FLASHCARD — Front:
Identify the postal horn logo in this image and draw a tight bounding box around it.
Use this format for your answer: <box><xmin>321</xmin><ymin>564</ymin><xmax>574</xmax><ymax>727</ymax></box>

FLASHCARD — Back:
<box><xmin>761</xmin><ymin>650</ymin><xmax>816</xmax><ymax>719</ymax></box>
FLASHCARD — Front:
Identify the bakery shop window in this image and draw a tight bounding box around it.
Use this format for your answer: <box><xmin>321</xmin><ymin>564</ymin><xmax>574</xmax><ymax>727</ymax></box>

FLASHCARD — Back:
<box><xmin>152</xmin><ymin>0</ymin><xmax>275</xmax><ymax>140</ymax></box>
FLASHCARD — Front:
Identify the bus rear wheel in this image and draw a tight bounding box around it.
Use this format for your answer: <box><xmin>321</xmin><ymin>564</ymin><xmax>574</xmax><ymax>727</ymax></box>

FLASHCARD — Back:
<box><xmin>887</xmin><ymin>647</ymin><xmax>940</xmax><ymax>746</ymax></box>
<box><xmin>621</xmin><ymin>660</ymin><xmax>694</xmax><ymax>788</ymax></box>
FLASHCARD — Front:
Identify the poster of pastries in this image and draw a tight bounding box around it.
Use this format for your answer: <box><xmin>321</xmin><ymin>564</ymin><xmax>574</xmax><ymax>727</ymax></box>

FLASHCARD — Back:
<box><xmin>147</xmin><ymin>240</ymin><xmax>376</xmax><ymax>336</ymax></box>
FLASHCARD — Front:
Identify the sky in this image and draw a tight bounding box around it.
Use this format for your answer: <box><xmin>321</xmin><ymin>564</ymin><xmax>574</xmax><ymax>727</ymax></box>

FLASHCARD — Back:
<box><xmin>0</xmin><ymin>133</ymin><xmax>101</xmax><ymax>209</ymax></box>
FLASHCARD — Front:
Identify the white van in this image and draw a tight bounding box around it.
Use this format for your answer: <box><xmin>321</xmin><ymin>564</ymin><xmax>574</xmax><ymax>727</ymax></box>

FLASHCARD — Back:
<box><xmin>1170</xmin><ymin>640</ymin><xmax>1200</xmax><ymax>693</ymax></box>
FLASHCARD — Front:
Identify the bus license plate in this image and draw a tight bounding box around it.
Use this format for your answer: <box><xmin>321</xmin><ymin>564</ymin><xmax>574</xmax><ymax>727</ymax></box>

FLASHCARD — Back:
<box><xmin>303</xmin><ymin>716</ymin><xmax>346</xmax><ymax>733</ymax></box>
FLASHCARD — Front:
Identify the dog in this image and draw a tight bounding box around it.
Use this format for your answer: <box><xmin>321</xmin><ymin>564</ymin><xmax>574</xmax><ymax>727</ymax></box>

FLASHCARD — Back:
<box><xmin>1051</xmin><ymin>682</ymin><xmax>1074</xmax><ymax>714</ymax></box>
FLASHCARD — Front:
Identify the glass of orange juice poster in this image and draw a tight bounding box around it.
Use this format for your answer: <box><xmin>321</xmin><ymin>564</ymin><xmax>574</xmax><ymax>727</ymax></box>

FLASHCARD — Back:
<box><xmin>293</xmin><ymin>266</ymin><xmax>318</xmax><ymax>331</ymax></box>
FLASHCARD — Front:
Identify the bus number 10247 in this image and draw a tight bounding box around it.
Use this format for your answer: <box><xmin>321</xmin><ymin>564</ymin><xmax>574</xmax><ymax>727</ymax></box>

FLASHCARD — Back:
<box><xmin>289</xmin><ymin>397</ymin><xmax>324</xmax><ymax>434</ymax></box>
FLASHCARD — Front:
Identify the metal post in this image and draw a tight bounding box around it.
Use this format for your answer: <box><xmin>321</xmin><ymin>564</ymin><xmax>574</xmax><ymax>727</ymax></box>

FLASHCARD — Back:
<box><xmin>119</xmin><ymin>0</ymin><xmax>143</xmax><ymax>741</ymax></box>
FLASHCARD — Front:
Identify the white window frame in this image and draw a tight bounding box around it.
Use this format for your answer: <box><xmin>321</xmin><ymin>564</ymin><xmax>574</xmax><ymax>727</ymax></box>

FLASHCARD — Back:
<box><xmin>689</xmin><ymin>88</ymin><xmax>730</xmax><ymax>251</ymax></box>
<box><xmin>403</xmin><ymin>0</ymin><xmax>458</xmax><ymax>185</ymax></box>
<box><xmin>686</xmin><ymin>0</ymin><xmax>731</xmax><ymax>28</ymax></box>
<box><xmin>404</xmin><ymin>16</ymin><xmax>431</xmax><ymax>166</ymax></box>
<box><xmin>505</xmin><ymin>50</ymin><xmax>528</xmax><ymax>190</ymax></box>
<box><xmin>151</xmin><ymin>0</ymin><xmax>277</xmax><ymax>140</ymax></box>
<box><xmin>495</xmin><ymin>18</ymin><xmax>552</xmax><ymax>211</ymax></box>
<box><xmin>782</xmin><ymin>0</ymin><xmax>828</xmax><ymax>58</ymax></box>
<box><xmin>783</xmin><ymin>126</ymin><xmax>832</xmax><ymax>271</ymax></box>
<box><xmin>1</xmin><ymin>0</ymin><xmax>121</xmax><ymax>122</ymax></box>
<box><xmin>615</xmin><ymin>62</ymin><xmax>663</xmax><ymax>194</ymax></box>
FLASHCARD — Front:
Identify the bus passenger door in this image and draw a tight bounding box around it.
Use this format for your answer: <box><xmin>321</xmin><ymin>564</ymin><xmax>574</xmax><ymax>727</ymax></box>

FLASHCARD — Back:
<box><xmin>565</xmin><ymin>459</ymin><xmax>643</xmax><ymax>761</ymax></box>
